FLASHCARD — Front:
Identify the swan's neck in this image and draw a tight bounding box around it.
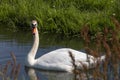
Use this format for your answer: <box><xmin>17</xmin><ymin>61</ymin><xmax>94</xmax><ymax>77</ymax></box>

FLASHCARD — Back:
<box><xmin>27</xmin><ymin>28</ymin><xmax>39</xmax><ymax>65</ymax></box>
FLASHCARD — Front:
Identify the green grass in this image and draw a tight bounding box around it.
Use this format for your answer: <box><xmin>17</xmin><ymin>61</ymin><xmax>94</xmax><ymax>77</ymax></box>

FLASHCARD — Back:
<box><xmin>0</xmin><ymin>0</ymin><xmax>119</xmax><ymax>36</ymax></box>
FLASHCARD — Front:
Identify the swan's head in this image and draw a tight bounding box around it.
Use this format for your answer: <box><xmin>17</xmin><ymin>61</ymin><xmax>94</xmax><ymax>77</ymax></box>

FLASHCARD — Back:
<box><xmin>31</xmin><ymin>20</ymin><xmax>37</xmax><ymax>35</ymax></box>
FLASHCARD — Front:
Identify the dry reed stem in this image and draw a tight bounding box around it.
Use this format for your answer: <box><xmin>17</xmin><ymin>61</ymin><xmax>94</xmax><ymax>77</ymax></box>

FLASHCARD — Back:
<box><xmin>69</xmin><ymin>51</ymin><xmax>77</xmax><ymax>71</ymax></box>
<box><xmin>92</xmin><ymin>69</ymin><xmax>101</xmax><ymax>80</ymax></box>
<box><xmin>10</xmin><ymin>52</ymin><xmax>16</xmax><ymax>66</ymax></box>
<box><xmin>0</xmin><ymin>52</ymin><xmax>21</xmax><ymax>80</ymax></box>
<box><xmin>1</xmin><ymin>60</ymin><xmax>11</xmax><ymax>80</ymax></box>
<box><xmin>91</xmin><ymin>56</ymin><xmax>102</xmax><ymax>79</ymax></box>
<box><xmin>85</xmin><ymin>47</ymin><xmax>99</xmax><ymax>58</ymax></box>
<box><xmin>69</xmin><ymin>51</ymin><xmax>89</xmax><ymax>80</ymax></box>
<box><xmin>0</xmin><ymin>71</ymin><xmax>3</xmax><ymax>77</ymax></box>
<box><xmin>95</xmin><ymin>32</ymin><xmax>102</xmax><ymax>53</ymax></box>
<box><xmin>2</xmin><ymin>61</ymin><xmax>11</xmax><ymax>75</ymax></box>
<box><xmin>10</xmin><ymin>64</ymin><xmax>16</xmax><ymax>78</ymax></box>
<box><xmin>103</xmin><ymin>60</ymin><xmax>108</xmax><ymax>80</ymax></box>
<box><xmin>104</xmin><ymin>27</ymin><xmax>109</xmax><ymax>34</ymax></box>
<box><xmin>110</xmin><ymin>17</ymin><xmax>120</xmax><ymax>79</ymax></box>
<box><xmin>81</xmin><ymin>24</ymin><xmax>90</xmax><ymax>46</ymax></box>
<box><xmin>68</xmin><ymin>51</ymin><xmax>79</xmax><ymax>80</ymax></box>
<box><xmin>10</xmin><ymin>52</ymin><xmax>17</xmax><ymax>79</ymax></box>
<box><xmin>78</xmin><ymin>17</ymin><xmax>120</xmax><ymax>80</ymax></box>
<box><xmin>14</xmin><ymin>64</ymin><xmax>21</xmax><ymax>80</ymax></box>
<box><xmin>111</xmin><ymin>16</ymin><xmax>120</xmax><ymax>31</ymax></box>
<box><xmin>102</xmin><ymin>40</ymin><xmax>111</xmax><ymax>59</ymax></box>
<box><xmin>79</xmin><ymin>61</ymin><xmax>92</xmax><ymax>80</ymax></box>
<box><xmin>10</xmin><ymin>52</ymin><xmax>21</xmax><ymax>80</ymax></box>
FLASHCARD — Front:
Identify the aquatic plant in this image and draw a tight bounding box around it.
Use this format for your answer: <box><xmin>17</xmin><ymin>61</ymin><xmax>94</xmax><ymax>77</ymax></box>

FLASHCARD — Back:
<box><xmin>69</xmin><ymin>17</ymin><xmax>120</xmax><ymax>80</ymax></box>
<box><xmin>0</xmin><ymin>52</ymin><xmax>21</xmax><ymax>80</ymax></box>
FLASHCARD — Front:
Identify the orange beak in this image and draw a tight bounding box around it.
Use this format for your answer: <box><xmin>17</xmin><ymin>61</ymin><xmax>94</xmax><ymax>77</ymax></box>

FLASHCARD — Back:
<box><xmin>32</xmin><ymin>27</ymin><xmax>36</xmax><ymax>35</ymax></box>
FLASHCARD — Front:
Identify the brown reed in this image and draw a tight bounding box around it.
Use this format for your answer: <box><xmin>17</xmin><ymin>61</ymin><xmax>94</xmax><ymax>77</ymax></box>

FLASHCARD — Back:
<box><xmin>0</xmin><ymin>52</ymin><xmax>21</xmax><ymax>80</ymax></box>
<box><xmin>68</xmin><ymin>51</ymin><xmax>78</xmax><ymax>80</ymax></box>
<box><xmin>85</xmin><ymin>47</ymin><xmax>99</xmax><ymax>58</ymax></box>
<box><xmin>2</xmin><ymin>61</ymin><xmax>11</xmax><ymax>75</ymax></box>
<box><xmin>10</xmin><ymin>52</ymin><xmax>17</xmax><ymax>66</ymax></box>
<box><xmin>69</xmin><ymin>50</ymin><xmax>93</xmax><ymax>80</ymax></box>
<box><xmin>69</xmin><ymin>51</ymin><xmax>77</xmax><ymax>71</ymax></box>
<box><xmin>70</xmin><ymin>17</ymin><xmax>120</xmax><ymax>80</ymax></box>
<box><xmin>111</xmin><ymin>16</ymin><xmax>120</xmax><ymax>31</ymax></box>
<box><xmin>95</xmin><ymin>32</ymin><xmax>102</xmax><ymax>53</ymax></box>
<box><xmin>14</xmin><ymin>64</ymin><xmax>21</xmax><ymax>80</ymax></box>
<box><xmin>81</xmin><ymin>24</ymin><xmax>90</xmax><ymax>46</ymax></box>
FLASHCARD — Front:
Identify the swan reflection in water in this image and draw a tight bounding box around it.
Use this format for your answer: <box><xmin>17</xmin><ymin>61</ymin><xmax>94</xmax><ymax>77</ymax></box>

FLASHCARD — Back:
<box><xmin>25</xmin><ymin>66</ymin><xmax>74</xmax><ymax>80</ymax></box>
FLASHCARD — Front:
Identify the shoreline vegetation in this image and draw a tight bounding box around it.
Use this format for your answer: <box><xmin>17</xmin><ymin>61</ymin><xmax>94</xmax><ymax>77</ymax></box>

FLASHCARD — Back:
<box><xmin>0</xmin><ymin>0</ymin><xmax>120</xmax><ymax>36</ymax></box>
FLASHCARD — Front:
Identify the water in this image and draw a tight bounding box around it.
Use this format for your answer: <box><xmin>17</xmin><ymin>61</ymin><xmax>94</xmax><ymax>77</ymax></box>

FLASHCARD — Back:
<box><xmin>1</xmin><ymin>27</ymin><xmax>120</xmax><ymax>80</ymax></box>
<box><xmin>0</xmin><ymin>27</ymin><xmax>84</xmax><ymax>80</ymax></box>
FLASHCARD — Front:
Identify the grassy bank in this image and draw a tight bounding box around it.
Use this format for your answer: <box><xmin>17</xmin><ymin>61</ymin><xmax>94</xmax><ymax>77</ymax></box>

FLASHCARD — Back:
<box><xmin>0</xmin><ymin>0</ymin><xmax>120</xmax><ymax>36</ymax></box>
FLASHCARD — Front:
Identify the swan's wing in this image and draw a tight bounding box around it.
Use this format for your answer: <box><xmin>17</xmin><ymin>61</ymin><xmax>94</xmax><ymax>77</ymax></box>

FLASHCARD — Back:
<box><xmin>36</xmin><ymin>48</ymin><xmax>90</xmax><ymax>64</ymax></box>
<box><xmin>35</xmin><ymin>48</ymin><xmax>72</xmax><ymax>65</ymax></box>
<box><xmin>34</xmin><ymin>48</ymin><xmax>95</xmax><ymax>71</ymax></box>
<box><xmin>34</xmin><ymin>48</ymin><xmax>73</xmax><ymax>71</ymax></box>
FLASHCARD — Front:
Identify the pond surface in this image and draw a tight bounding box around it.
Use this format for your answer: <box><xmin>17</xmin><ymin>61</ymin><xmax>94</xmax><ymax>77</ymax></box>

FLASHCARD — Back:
<box><xmin>0</xmin><ymin>27</ymin><xmax>85</xmax><ymax>80</ymax></box>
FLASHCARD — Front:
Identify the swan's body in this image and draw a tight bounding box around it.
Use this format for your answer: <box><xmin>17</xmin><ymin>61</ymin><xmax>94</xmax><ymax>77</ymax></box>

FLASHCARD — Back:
<box><xmin>25</xmin><ymin>20</ymin><xmax>105</xmax><ymax>72</ymax></box>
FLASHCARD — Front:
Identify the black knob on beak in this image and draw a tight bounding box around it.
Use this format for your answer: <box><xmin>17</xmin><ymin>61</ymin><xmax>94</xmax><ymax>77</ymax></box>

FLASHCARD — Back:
<box><xmin>31</xmin><ymin>24</ymin><xmax>37</xmax><ymax>28</ymax></box>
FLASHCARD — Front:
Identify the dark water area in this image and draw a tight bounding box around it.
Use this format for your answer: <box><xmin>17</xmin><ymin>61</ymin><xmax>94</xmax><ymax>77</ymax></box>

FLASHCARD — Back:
<box><xmin>0</xmin><ymin>26</ymin><xmax>85</xmax><ymax>80</ymax></box>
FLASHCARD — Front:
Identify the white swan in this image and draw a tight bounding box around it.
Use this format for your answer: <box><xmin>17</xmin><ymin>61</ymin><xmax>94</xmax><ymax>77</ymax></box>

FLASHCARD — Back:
<box><xmin>25</xmin><ymin>20</ymin><xmax>105</xmax><ymax>72</ymax></box>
